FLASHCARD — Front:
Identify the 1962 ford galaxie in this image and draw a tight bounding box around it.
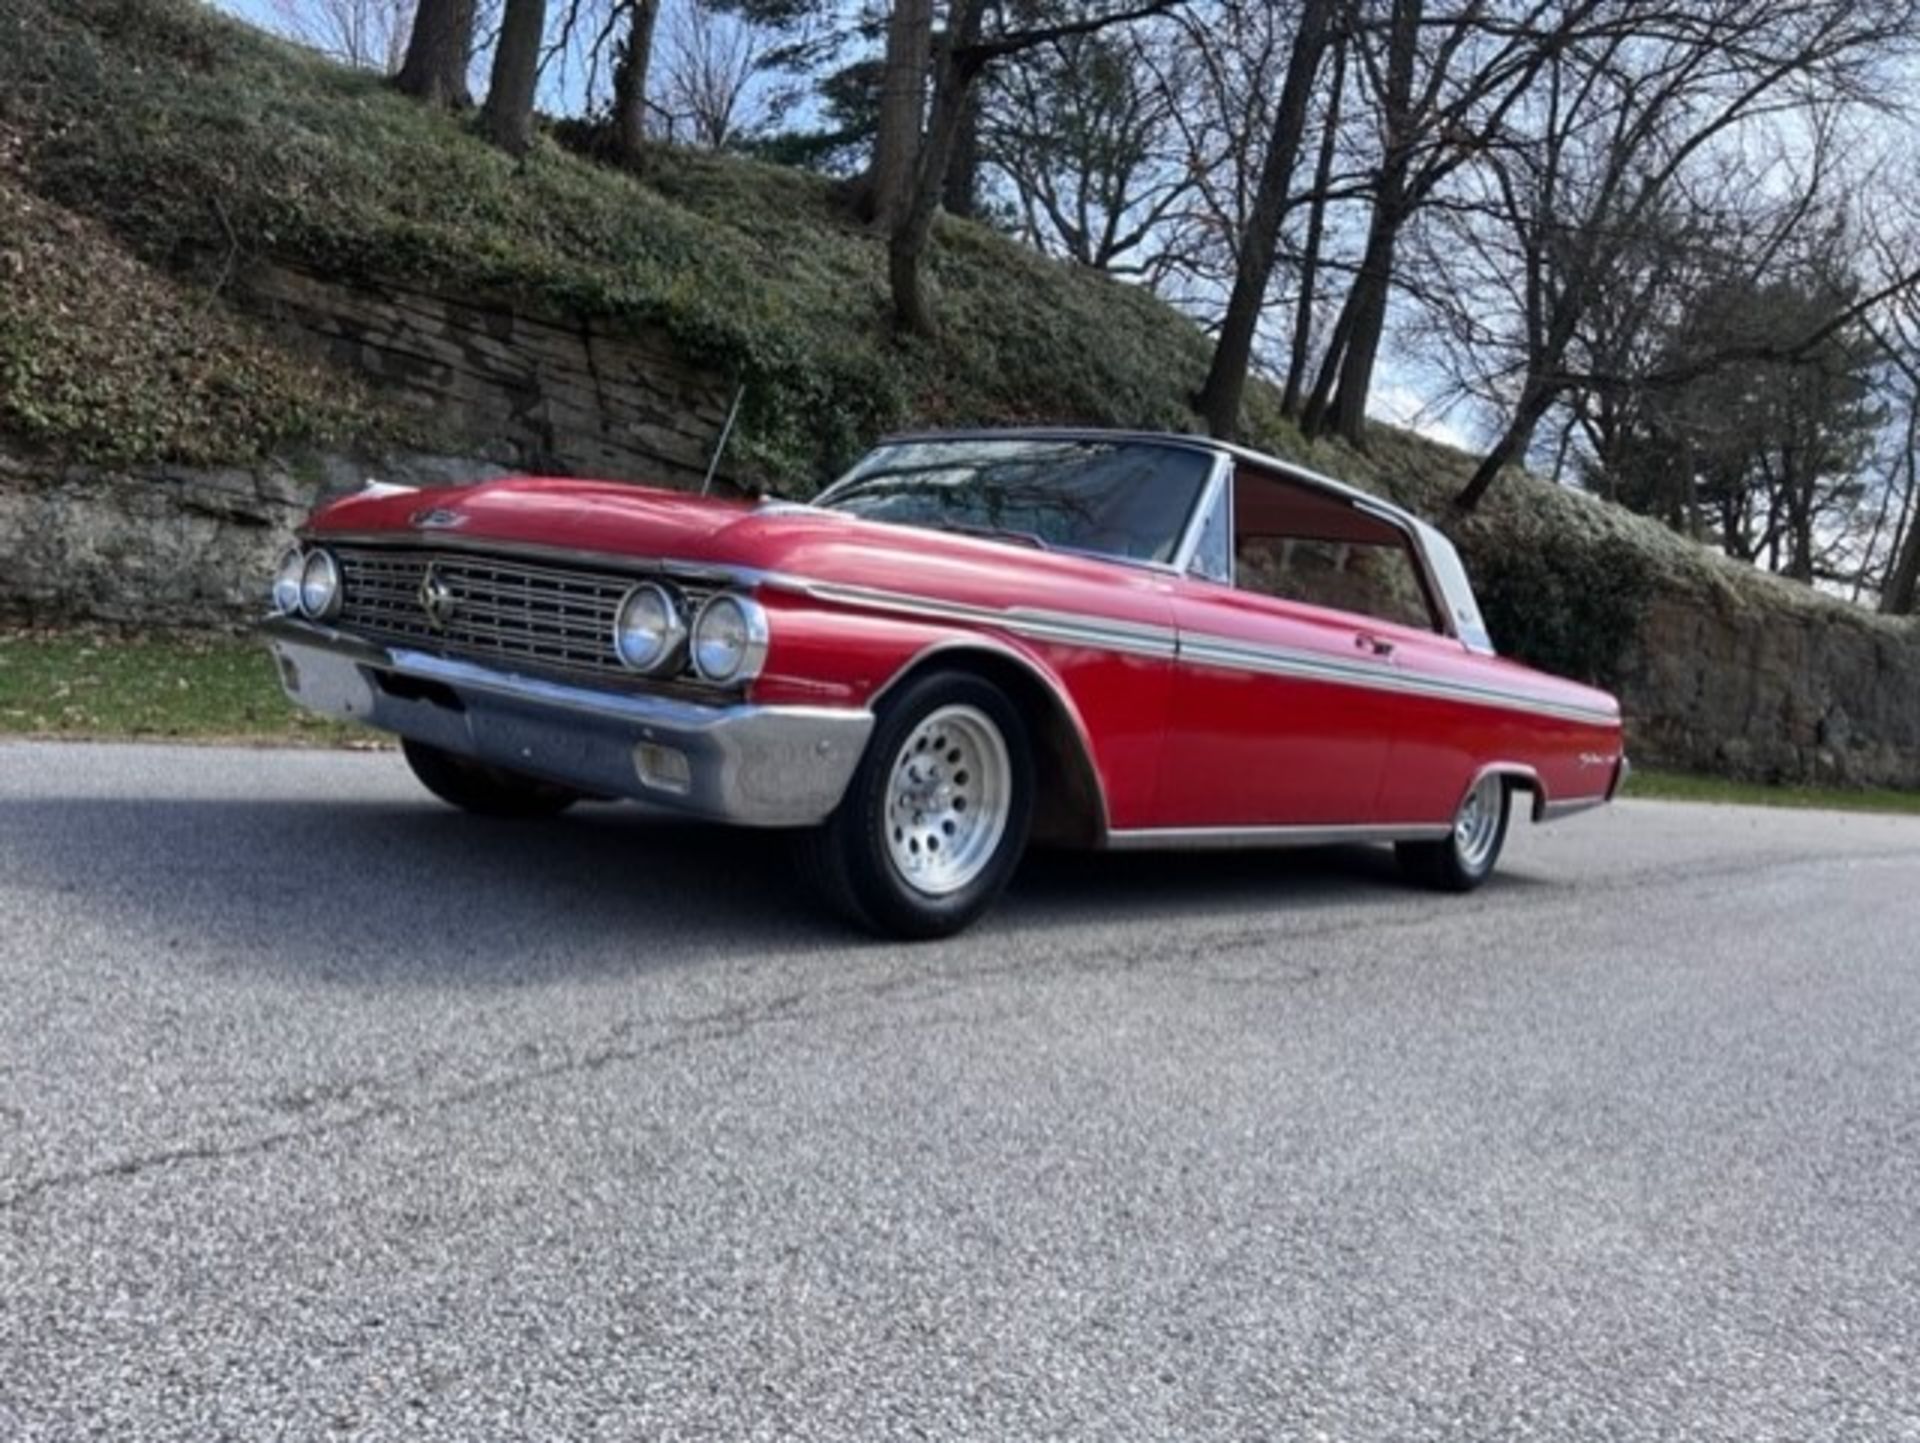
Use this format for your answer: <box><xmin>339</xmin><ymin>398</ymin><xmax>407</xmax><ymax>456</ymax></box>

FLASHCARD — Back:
<box><xmin>263</xmin><ymin>429</ymin><xmax>1625</xmax><ymax>937</ymax></box>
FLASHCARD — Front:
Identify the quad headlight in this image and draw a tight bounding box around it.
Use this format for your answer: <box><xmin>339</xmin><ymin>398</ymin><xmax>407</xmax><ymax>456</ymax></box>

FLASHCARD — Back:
<box><xmin>271</xmin><ymin>547</ymin><xmax>306</xmax><ymax>616</ymax></box>
<box><xmin>299</xmin><ymin>548</ymin><xmax>342</xmax><ymax>620</ymax></box>
<box><xmin>613</xmin><ymin>582</ymin><xmax>687</xmax><ymax>673</ymax></box>
<box><xmin>690</xmin><ymin>593</ymin><xmax>769</xmax><ymax>684</ymax></box>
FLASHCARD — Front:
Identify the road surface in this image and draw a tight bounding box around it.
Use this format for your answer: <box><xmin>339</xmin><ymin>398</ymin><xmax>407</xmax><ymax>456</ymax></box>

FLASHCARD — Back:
<box><xmin>3</xmin><ymin>741</ymin><xmax>1918</xmax><ymax>1440</ymax></box>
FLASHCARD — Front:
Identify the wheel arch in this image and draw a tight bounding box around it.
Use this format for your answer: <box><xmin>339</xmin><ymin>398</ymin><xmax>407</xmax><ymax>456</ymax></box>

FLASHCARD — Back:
<box><xmin>868</xmin><ymin>640</ymin><xmax>1110</xmax><ymax>847</ymax></box>
<box><xmin>1463</xmin><ymin>761</ymin><xmax>1548</xmax><ymax>823</ymax></box>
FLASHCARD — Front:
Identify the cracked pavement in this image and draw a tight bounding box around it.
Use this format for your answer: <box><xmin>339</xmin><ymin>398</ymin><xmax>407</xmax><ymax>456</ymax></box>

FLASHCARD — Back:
<box><xmin>4</xmin><ymin>741</ymin><xmax>1920</xmax><ymax>1440</ymax></box>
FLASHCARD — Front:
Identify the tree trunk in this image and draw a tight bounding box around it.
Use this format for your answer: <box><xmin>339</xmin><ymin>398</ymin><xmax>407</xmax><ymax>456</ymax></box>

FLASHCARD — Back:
<box><xmin>1298</xmin><ymin>276</ymin><xmax>1357</xmax><ymax>435</ymax></box>
<box><xmin>1193</xmin><ymin>0</ymin><xmax>1337</xmax><ymax>440</ymax></box>
<box><xmin>1318</xmin><ymin>197</ymin><xmax>1406</xmax><ymax>444</ymax></box>
<box><xmin>479</xmin><ymin>0</ymin><xmax>547</xmax><ymax>154</ymax></box>
<box><xmin>1882</xmin><ymin>509</ymin><xmax>1920</xmax><ymax>614</ymax></box>
<box><xmin>395</xmin><ymin>0</ymin><xmax>477</xmax><ymax>107</ymax></box>
<box><xmin>1312</xmin><ymin>0</ymin><xmax>1419</xmax><ymax>445</ymax></box>
<box><xmin>942</xmin><ymin>84</ymin><xmax>981</xmax><ymax>220</ymax></box>
<box><xmin>869</xmin><ymin>0</ymin><xmax>934</xmax><ymax>232</ymax></box>
<box><xmin>1281</xmin><ymin>34</ymin><xmax>1346</xmax><ymax>419</ymax></box>
<box><xmin>611</xmin><ymin>0</ymin><xmax>661</xmax><ymax>164</ymax></box>
<box><xmin>1455</xmin><ymin>378</ymin><xmax>1556</xmax><ymax>511</ymax></box>
<box><xmin>888</xmin><ymin>0</ymin><xmax>987</xmax><ymax>334</ymax></box>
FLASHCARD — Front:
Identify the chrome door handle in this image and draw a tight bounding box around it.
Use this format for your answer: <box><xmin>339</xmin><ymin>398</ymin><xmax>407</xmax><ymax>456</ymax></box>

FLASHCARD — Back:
<box><xmin>1355</xmin><ymin>633</ymin><xmax>1396</xmax><ymax>658</ymax></box>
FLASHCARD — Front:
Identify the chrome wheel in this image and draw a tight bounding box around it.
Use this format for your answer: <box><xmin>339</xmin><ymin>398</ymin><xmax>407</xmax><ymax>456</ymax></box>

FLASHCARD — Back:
<box><xmin>1453</xmin><ymin>774</ymin><xmax>1505</xmax><ymax>874</ymax></box>
<box><xmin>882</xmin><ymin>703</ymin><xmax>1011</xmax><ymax>897</ymax></box>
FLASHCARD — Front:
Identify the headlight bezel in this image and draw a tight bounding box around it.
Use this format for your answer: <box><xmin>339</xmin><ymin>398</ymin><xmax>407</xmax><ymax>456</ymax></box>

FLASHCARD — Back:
<box><xmin>690</xmin><ymin>592</ymin><xmax>770</xmax><ymax>685</ymax></box>
<box><xmin>298</xmin><ymin>548</ymin><xmax>343</xmax><ymax>620</ymax></box>
<box><xmin>613</xmin><ymin>581</ymin><xmax>689</xmax><ymax>675</ymax></box>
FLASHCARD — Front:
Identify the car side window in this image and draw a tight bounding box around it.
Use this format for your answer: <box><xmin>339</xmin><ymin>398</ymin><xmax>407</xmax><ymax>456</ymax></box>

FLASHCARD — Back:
<box><xmin>1231</xmin><ymin>469</ymin><xmax>1440</xmax><ymax>632</ymax></box>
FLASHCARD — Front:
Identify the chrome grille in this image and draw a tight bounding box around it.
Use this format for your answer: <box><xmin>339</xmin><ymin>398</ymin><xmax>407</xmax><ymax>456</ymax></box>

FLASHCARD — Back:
<box><xmin>331</xmin><ymin>546</ymin><xmax>721</xmax><ymax>681</ymax></box>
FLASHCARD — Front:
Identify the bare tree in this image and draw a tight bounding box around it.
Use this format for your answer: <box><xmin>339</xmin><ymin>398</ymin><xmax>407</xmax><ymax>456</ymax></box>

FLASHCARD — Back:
<box><xmin>272</xmin><ymin>0</ymin><xmax>416</xmax><ymax>72</ymax></box>
<box><xmin>1193</xmin><ymin>0</ymin><xmax>1338</xmax><ymax>438</ymax></box>
<box><xmin>981</xmin><ymin>22</ymin><xmax>1197</xmax><ymax>280</ymax></box>
<box><xmin>887</xmin><ymin>0</ymin><xmax>1186</xmax><ymax>336</ymax></box>
<box><xmin>1446</xmin><ymin>0</ymin><xmax>1920</xmax><ymax>510</ymax></box>
<box><xmin>658</xmin><ymin>0</ymin><xmax>769</xmax><ymax>147</ymax></box>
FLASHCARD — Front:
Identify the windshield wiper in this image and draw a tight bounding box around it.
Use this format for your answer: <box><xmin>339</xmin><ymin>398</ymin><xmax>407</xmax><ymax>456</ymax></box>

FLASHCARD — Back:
<box><xmin>924</xmin><ymin>520</ymin><xmax>1051</xmax><ymax>551</ymax></box>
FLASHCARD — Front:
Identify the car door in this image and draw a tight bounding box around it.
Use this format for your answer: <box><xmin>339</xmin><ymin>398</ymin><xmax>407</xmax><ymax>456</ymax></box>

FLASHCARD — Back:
<box><xmin>1150</xmin><ymin>465</ymin><xmax>1441</xmax><ymax>831</ymax></box>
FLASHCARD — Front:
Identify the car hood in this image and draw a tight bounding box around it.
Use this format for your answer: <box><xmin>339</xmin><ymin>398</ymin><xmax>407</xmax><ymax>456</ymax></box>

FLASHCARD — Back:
<box><xmin>304</xmin><ymin>475</ymin><xmax>1181</xmax><ymax>622</ymax></box>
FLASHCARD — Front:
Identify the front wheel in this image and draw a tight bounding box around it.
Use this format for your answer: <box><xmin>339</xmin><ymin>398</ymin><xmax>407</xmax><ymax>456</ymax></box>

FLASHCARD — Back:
<box><xmin>796</xmin><ymin>671</ymin><xmax>1034</xmax><ymax>939</ymax></box>
<box><xmin>401</xmin><ymin>738</ymin><xmax>583</xmax><ymax>819</ymax></box>
<box><xmin>1396</xmin><ymin>772</ymin><xmax>1510</xmax><ymax>892</ymax></box>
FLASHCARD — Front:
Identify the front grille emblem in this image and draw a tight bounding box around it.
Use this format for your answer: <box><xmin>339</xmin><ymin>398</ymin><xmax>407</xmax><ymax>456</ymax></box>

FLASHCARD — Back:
<box><xmin>411</xmin><ymin>506</ymin><xmax>467</xmax><ymax>530</ymax></box>
<box><xmin>419</xmin><ymin>565</ymin><xmax>459</xmax><ymax>631</ymax></box>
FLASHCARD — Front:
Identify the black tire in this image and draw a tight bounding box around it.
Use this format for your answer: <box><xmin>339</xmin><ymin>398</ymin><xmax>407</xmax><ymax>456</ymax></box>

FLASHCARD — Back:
<box><xmin>401</xmin><ymin>738</ymin><xmax>583</xmax><ymax>819</ymax></box>
<box><xmin>796</xmin><ymin>670</ymin><xmax>1035</xmax><ymax>939</ymax></box>
<box><xmin>1396</xmin><ymin>775</ymin><xmax>1510</xmax><ymax>892</ymax></box>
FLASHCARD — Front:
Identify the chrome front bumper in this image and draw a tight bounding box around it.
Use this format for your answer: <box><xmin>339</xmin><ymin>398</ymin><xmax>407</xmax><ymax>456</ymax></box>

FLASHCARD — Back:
<box><xmin>262</xmin><ymin>617</ymin><xmax>873</xmax><ymax>826</ymax></box>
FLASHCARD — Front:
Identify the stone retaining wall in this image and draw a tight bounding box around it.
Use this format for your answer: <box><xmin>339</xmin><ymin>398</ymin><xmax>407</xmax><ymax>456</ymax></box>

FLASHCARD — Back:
<box><xmin>240</xmin><ymin>265</ymin><xmax>738</xmax><ymax>493</ymax></box>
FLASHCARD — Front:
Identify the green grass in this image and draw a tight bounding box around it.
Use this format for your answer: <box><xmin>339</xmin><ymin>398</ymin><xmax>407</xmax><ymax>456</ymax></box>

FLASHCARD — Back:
<box><xmin>0</xmin><ymin>627</ymin><xmax>368</xmax><ymax>743</ymax></box>
<box><xmin>1623</xmin><ymin>768</ymin><xmax>1920</xmax><ymax>816</ymax></box>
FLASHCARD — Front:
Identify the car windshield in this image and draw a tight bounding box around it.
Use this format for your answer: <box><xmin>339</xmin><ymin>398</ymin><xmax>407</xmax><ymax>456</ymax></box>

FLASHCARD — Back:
<box><xmin>815</xmin><ymin>438</ymin><xmax>1214</xmax><ymax>565</ymax></box>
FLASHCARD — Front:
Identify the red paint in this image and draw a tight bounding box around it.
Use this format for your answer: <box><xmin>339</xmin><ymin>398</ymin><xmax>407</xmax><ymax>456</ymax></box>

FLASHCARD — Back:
<box><xmin>307</xmin><ymin>475</ymin><xmax>1624</xmax><ymax>832</ymax></box>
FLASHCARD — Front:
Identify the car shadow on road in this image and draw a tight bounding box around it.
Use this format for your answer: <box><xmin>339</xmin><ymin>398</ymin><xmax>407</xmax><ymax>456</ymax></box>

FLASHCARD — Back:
<box><xmin>1</xmin><ymin>793</ymin><xmax>1552</xmax><ymax>985</ymax></box>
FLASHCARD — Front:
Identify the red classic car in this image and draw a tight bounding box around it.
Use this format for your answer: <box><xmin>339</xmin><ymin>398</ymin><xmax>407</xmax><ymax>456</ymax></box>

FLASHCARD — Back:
<box><xmin>263</xmin><ymin>430</ymin><xmax>1625</xmax><ymax>937</ymax></box>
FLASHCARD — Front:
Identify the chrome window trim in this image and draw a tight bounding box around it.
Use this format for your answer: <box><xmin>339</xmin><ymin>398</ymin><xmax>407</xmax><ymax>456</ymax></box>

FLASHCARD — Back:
<box><xmin>1105</xmin><ymin>822</ymin><xmax>1452</xmax><ymax>851</ymax></box>
<box><xmin>1169</xmin><ymin>452</ymin><xmax>1234</xmax><ymax>577</ymax></box>
<box><xmin>879</xmin><ymin>427</ymin><xmax>1498</xmax><ymax>653</ymax></box>
<box><xmin>816</xmin><ymin>434</ymin><xmax>1217</xmax><ymax>571</ymax></box>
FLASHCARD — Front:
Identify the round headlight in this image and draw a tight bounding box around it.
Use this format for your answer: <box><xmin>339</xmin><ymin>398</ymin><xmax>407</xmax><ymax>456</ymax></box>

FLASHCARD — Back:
<box><xmin>690</xmin><ymin>593</ymin><xmax>769</xmax><ymax>684</ymax></box>
<box><xmin>299</xmin><ymin>549</ymin><xmax>342</xmax><ymax>620</ymax></box>
<box><xmin>613</xmin><ymin>582</ymin><xmax>686</xmax><ymax>673</ymax></box>
<box><xmin>272</xmin><ymin>548</ymin><xmax>305</xmax><ymax>616</ymax></box>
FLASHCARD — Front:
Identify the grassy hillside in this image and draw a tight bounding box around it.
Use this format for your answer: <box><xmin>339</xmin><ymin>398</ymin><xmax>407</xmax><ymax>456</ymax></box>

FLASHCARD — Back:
<box><xmin>0</xmin><ymin>0</ymin><xmax>1214</xmax><ymax>481</ymax></box>
<box><xmin>3</xmin><ymin>0</ymin><xmax>1914</xmax><ymax>698</ymax></box>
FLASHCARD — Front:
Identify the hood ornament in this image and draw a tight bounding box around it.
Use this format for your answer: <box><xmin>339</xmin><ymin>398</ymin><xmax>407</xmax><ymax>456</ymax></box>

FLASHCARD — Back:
<box><xmin>411</xmin><ymin>506</ymin><xmax>467</xmax><ymax>530</ymax></box>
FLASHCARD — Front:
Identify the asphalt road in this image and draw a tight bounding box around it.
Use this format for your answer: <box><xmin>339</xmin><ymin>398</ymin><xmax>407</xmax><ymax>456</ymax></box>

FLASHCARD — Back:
<box><xmin>3</xmin><ymin>741</ymin><xmax>1919</xmax><ymax>1440</ymax></box>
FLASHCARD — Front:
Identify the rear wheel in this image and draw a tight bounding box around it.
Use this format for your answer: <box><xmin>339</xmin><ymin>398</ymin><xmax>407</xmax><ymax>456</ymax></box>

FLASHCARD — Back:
<box><xmin>1396</xmin><ymin>772</ymin><xmax>1510</xmax><ymax>892</ymax></box>
<box><xmin>797</xmin><ymin>671</ymin><xmax>1034</xmax><ymax>939</ymax></box>
<box><xmin>401</xmin><ymin>738</ymin><xmax>583</xmax><ymax>819</ymax></box>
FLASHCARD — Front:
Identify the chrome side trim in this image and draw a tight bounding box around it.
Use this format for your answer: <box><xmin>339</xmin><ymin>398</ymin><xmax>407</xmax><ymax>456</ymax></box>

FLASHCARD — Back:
<box><xmin>308</xmin><ymin>534</ymin><xmax>1612</xmax><ymax>725</ymax></box>
<box><xmin>1177</xmin><ymin>636</ymin><xmax>1617</xmax><ymax>726</ymax></box>
<box><xmin>782</xmin><ymin>578</ymin><xmax>1181</xmax><ymax>660</ymax></box>
<box><xmin>1105</xmin><ymin>822</ymin><xmax>1452</xmax><ymax>852</ymax></box>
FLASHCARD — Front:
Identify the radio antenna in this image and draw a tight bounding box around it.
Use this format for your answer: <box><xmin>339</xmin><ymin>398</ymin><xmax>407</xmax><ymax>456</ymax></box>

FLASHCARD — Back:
<box><xmin>701</xmin><ymin>385</ymin><xmax>746</xmax><ymax>497</ymax></box>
